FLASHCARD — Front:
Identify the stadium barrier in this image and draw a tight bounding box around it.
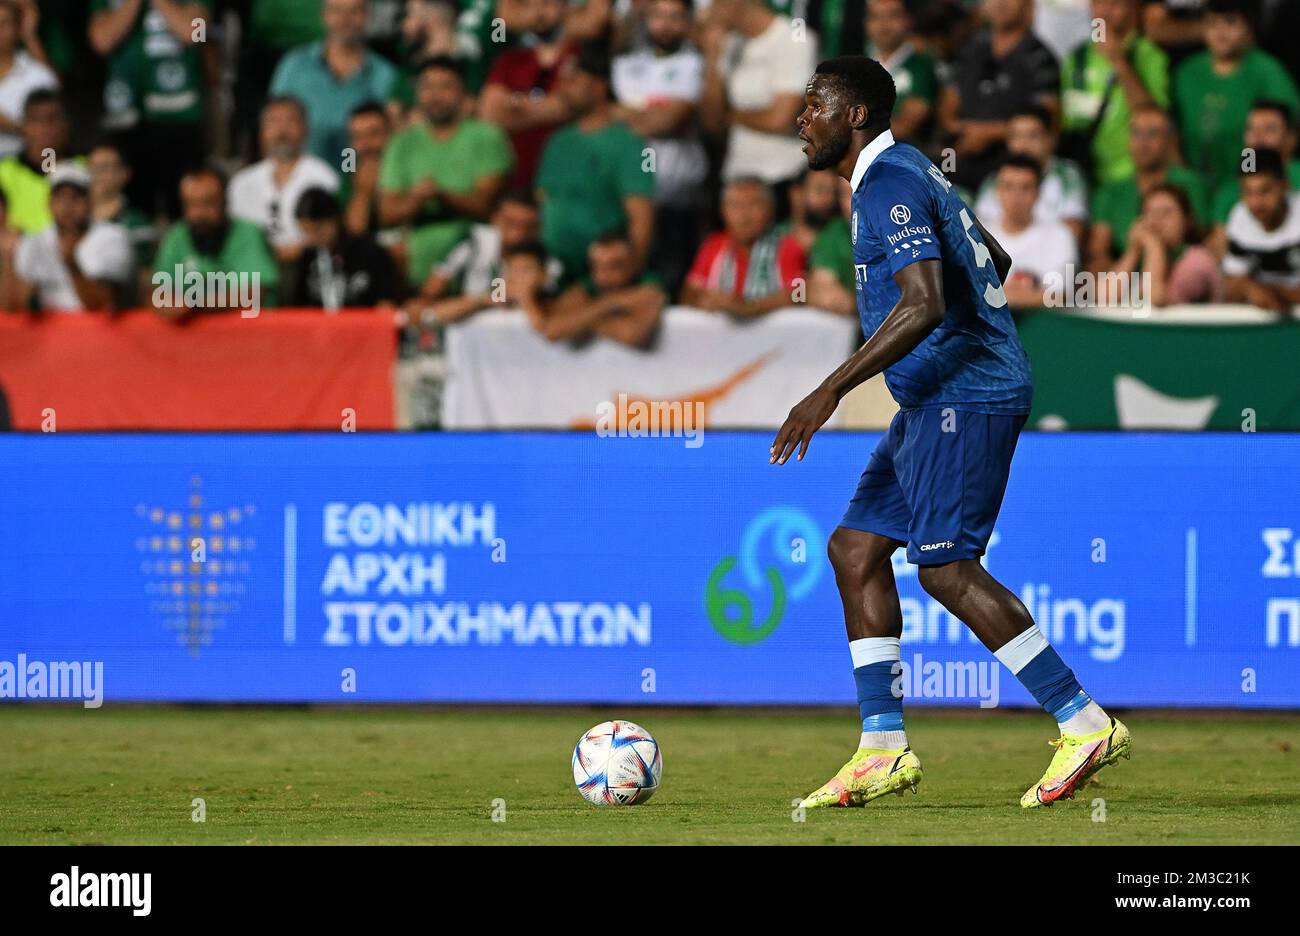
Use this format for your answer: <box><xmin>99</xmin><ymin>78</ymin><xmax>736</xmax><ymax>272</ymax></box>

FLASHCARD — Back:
<box><xmin>3</xmin><ymin>305</ymin><xmax>1297</xmax><ymax>431</ymax></box>
<box><xmin>2</xmin><ymin>431</ymin><xmax>1296</xmax><ymax>707</ymax></box>
<box><xmin>0</xmin><ymin>310</ymin><xmax>396</xmax><ymax>431</ymax></box>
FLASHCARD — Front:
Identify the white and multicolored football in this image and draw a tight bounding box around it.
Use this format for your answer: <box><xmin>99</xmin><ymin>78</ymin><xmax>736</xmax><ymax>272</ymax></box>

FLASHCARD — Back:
<box><xmin>571</xmin><ymin>720</ymin><xmax>662</xmax><ymax>807</ymax></box>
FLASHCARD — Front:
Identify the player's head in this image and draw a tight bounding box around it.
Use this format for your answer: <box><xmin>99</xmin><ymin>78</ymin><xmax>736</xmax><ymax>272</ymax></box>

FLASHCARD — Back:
<box><xmin>588</xmin><ymin>232</ymin><xmax>637</xmax><ymax>293</ymax></box>
<box><xmin>1240</xmin><ymin>147</ymin><xmax>1289</xmax><ymax>225</ymax></box>
<box><xmin>295</xmin><ymin>186</ymin><xmax>344</xmax><ymax>250</ymax></box>
<box><xmin>1245</xmin><ymin>99</ymin><xmax>1297</xmax><ymax>159</ymax></box>
<box><xmin>799</xmin><ymin>57</ymin><xmax>896</xmax><ymax>172</ymax></box>
<box><xmin>414</xmin><ymin>56</ymin><xmax>465</xmax><ymax>125</ymax></box>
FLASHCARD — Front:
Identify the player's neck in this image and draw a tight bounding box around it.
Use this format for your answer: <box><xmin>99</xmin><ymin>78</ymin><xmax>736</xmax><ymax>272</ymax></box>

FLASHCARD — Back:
<box><xmin>837</xmin><ymin>129</ymin><xmax>887</xmax><ymax>184</ymax></box>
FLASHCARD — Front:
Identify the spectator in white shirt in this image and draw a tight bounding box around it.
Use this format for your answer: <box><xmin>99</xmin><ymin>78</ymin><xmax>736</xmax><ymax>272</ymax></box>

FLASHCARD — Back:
<box><xmin>228</xmin><ymin>96</ymin><xmax>340</xmax><ymax>264</ymax></box>
<box><xmin>612</xmin><ymin>0</ymin><xmax>708</xmax><ymax>293</ymax></box>
<box><xmin>983</xmin><ymin>154</ymin><xmax>1079</xmax><ymax>308</ymax></box>
<box><xmin>698</xmin><ymin>0</ymin><xmax>817</xmax><ymax>212</ymax></box>
<box><xmin>0</xmin><ymin>0</ymin><xmax>56</xmax><ymax>159</ymax></box>
<box><xmin>0</xmin><ymin>164</ymin><xmax>133</xmax><ymax>312</ymax></box>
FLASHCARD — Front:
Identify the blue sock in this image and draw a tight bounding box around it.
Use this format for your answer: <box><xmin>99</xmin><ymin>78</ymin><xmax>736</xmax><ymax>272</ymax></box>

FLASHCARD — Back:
<box><xmin>849</xmin><ymin>637</ymin><xmax>906</xmax><ymax>745</ymax></box>
<box><xmin>994</xmin><ymin>626</ymin><xmax>1092</xmax><ymax>721</ymax></box>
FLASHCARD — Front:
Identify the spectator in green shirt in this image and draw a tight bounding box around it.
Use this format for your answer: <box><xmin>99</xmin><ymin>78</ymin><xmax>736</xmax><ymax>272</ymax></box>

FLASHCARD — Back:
<box><xmin>88</xmin><ymin>0</ymin><xmax>213</xmax><ymax>219</ymax></box>
<box><xmin>536</xmin><ymin>41</ymin><xmax>655</xmax><ymax>281</ymax></box>
<box><xmin>807</xmin><ymin>177</ymin><xmax>854</xmax><ymax>316</ymax></box>
<box><xmin>0</xmin><ymin>88</ymin><xmax>76</xmax><ymax>235</ymax></box>
<box><xmin>269</xmin><ymin>0</ymin><xmax>399</xmax><ymax>165</ymax></box>
<box><xmin>1209</xmin><ymin>99</ymin><xmax>1300</xmax><ymax>222</ymax></box>
<box><xmin>152</xmin><ymin>166</ymin><xmax>280</xmax><ymax>316</ymax></box>
<box><xmin>1060</xmin><ymin>0</ymin><xmax>1169</xmax><ymax>187</ymax></box>
<box><xmin>1087</xmin><ymin>102</ymin><xmax>1210</xmax><ymax>269</ymax></box>
<box><xmin>1173</xmin><ymin>0</ymin><xmax>1300</xmax><ymax>193</ymax></box>
<box><xmin>378</xmin><ymin>56</ymin><xmax>514</xmax><ymax>286</ymax></box>
<box><xmin>865</xmin><ymin>0</ymin><xmax>937</xmax><ymax>144</ymax></box>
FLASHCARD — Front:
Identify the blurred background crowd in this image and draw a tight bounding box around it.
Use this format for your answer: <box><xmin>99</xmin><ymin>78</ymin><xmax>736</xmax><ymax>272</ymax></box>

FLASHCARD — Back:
<box><xmin>1</xmin><ymin>0</ymin><xmax>1299</xmax><ymax>329</ymax></box>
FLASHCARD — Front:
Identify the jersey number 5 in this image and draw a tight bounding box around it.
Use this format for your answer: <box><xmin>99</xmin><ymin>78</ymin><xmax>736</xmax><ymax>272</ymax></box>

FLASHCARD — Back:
<box><xmin>959</xmin><ymin>208</ymin><xmax>1009</xmax><ymax>309</ymax></box>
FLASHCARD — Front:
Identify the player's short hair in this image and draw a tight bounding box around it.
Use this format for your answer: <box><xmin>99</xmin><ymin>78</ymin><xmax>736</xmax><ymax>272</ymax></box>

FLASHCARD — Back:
<box><xmin>997</xmin><ymin>153</ymin><xmax>1043</xmax><ymax>185</ymax></box>
<box><xmin>1249</xmin><ymin>98</ymin><xmax>1297</xmax><ymax>131</ymax></box>
<box><xmin>1243</xmin><ymin>147</ymin><xmax>1287</xmax><ymax>181</ymax></box>
<box><xmin>295</xmin><ymin>186</ymin><xmax>342</xmax><ymax>221</ymax></box>
<box><xmin>813</xmin><ymin>57</ymin><xmax>896</xmax><ymax>132</ymax></box>
<box><xmin>503</xmin><ymin>240</ymin><xmax>548</xmax><ymax>265</ymax></box>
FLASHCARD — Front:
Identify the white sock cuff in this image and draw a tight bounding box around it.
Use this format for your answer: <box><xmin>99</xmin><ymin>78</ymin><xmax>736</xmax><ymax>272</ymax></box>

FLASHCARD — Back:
<box><xmin>994</xmin><ymin>625</ymin><xmax>1049</xmax><ymax>675</ymax></box>
<box><xmin>849</xmin><ymin>637</ymin><xmax>901</xmax><ymax>669</ymax></box>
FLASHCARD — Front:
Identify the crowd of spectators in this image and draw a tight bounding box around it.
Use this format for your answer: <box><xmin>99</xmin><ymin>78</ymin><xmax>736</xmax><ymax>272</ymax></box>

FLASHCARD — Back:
<box><xmin>2</xmin><ymin>0</ymin><xmax>1300</xmax><ymax>330</ymax></box>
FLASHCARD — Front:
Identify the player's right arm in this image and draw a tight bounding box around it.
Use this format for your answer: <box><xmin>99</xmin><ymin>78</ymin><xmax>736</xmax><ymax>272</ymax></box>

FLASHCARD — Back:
<box><xmin>770</xmin><ymin>259</ymin><xmax>945</xmax><ymax>465</ymax></box>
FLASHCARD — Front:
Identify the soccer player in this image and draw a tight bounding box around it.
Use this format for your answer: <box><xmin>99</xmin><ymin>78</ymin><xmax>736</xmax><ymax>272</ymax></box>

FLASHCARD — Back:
<box><xmin>774</xmin><ymin>57</ymin><xmax>1131</xmax><ymax>809</ymax></box>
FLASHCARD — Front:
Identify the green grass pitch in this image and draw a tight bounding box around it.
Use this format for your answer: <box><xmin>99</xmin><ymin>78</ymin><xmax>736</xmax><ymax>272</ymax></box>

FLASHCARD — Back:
<box><xmin>1</xmin><ymin>706</ymin><xmax>1296</xmax><ymax>845</ymax></box>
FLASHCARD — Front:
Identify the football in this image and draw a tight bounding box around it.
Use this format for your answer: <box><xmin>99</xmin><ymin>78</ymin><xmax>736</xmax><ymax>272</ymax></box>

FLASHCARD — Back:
<box><xmin>571</xmin><ymin>720</ymin><xmax>663</xmax><ymax>806</ymax></box>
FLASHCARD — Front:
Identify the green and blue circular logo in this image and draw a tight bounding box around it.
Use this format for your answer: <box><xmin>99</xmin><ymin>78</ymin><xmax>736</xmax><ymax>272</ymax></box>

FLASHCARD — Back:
<box><xmin>705</xmin><ymin>507</ymin><xmax>824</xmax><ymax>645</ymax></box>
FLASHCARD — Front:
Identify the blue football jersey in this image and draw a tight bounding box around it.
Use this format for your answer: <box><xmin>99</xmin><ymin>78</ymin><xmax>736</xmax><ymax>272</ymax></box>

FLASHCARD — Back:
<box><xmin>850</xmin><ymin>136</ymin><xmax>1033</xmax><ymax>414</ymax></box>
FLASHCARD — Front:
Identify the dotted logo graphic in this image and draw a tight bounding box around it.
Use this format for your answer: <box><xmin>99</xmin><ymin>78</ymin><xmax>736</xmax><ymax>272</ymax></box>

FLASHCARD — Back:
<box><xmin>135</xmin><ymin>475</ymin><xmax>258</xmax><ymax>657</ymax></box>
<box><xmin>705</xmin><ymin>507</ymin><xmax>824</xmax><ymax>645</ymax></box>
<box><xmin>890</xmin><ymin>204</ymin><xmax>911</xmax><ymax>225</ymax></box>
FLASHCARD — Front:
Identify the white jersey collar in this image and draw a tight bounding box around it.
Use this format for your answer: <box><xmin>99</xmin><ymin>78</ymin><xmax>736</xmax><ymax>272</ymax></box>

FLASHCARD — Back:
<box><xmin>850</xmin><ymin>129</ymin><xmax>896</xmax><ymax>192</ymax></box>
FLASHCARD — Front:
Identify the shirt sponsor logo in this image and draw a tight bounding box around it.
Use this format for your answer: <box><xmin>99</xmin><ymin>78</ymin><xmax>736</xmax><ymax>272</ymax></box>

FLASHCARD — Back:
<box><xmin>886</xmin><ymin>224</ymin><xmax>933</xmax><ymax>247</ymax></box>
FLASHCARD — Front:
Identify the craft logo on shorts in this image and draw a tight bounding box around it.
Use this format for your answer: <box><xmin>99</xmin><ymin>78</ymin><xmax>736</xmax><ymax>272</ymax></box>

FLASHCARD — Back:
<box><xmin>889</xmin><ymin>204</ymin><xmax>912</xmax><ymax>225</ymax></box>
<box><xmin>705</xmin><ymin>507</ymin><xmax>823</xmax><ymax>645</ymax></box>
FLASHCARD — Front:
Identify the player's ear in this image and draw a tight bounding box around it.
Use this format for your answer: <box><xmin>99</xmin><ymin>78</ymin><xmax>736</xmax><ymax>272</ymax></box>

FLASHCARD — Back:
<box><xmin>851</xmin><ymin>104</ymin><xmax>869</xmax><ymax>132</ymax></box>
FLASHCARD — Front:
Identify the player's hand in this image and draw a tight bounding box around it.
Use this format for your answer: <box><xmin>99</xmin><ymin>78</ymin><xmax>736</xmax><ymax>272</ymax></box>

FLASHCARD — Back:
<box><xmin>770</xmin><ymin>384</ymin><xmax>838</xmax><ymax>465</ymax></box>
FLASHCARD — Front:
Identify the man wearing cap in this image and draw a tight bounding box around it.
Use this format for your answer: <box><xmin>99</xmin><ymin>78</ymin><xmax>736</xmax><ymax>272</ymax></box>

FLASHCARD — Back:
<box><xmin>0</xmin><ymin>163</ymin><xmax>134</xmax><ymax>311</ymax></box>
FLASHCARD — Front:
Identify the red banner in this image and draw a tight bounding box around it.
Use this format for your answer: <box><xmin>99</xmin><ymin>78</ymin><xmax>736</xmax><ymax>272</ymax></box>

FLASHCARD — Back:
<box><xmin>0</xmin><ymin>310</ymin><xmax>397</xmax><ymax>430</ymax></box>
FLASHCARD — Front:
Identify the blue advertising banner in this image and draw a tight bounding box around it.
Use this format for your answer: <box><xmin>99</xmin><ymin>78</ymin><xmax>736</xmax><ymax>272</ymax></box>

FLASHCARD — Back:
<box><xmin>0</xmin><ymin>432</ymin><xmax>1297</xmax><ymax>708</ymax></box>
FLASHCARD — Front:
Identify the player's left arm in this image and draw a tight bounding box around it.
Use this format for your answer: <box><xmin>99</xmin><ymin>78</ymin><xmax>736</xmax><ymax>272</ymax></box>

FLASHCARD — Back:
<box><xmin>770</xmin><ymin>259</ymin><xmax>945</xmax><ymax>464</ymax></box>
